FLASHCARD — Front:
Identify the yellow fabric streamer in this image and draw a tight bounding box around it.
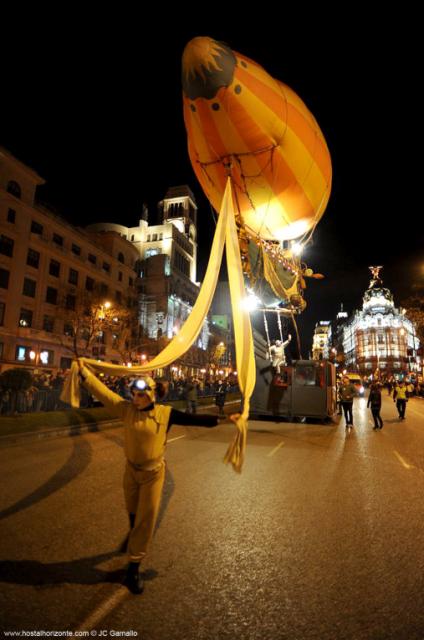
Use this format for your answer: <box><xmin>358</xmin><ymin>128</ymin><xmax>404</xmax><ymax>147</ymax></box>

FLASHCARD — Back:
<box><xmin>223</xmin><ymin>183</ymin><xmax>256</xmax><ymax>472</ymax></box>
<box><xmin>61</xmin><ymin>178</ymin><xmax>256</xmax><ymax>472</ymax></box>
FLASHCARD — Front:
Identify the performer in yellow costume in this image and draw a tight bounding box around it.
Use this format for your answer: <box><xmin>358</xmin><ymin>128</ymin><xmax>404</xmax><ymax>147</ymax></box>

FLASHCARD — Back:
<box><xmin>77</xmin><ymin>360</ymin><xmax>238</xmax><ymax>594</ymax></box>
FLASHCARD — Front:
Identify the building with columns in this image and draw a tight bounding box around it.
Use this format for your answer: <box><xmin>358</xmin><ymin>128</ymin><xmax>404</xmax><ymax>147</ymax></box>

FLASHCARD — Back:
<box><xmin>342</xmin><ymin>267</ymin><xmax>420</xmax><ymax>375</ymax></box>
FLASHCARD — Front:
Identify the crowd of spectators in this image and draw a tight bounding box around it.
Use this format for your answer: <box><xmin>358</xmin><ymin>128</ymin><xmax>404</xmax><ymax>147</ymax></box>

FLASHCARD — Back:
<box><xmin>0</xmin><ymin>369</ymin><xmax>239</xmax><ymax>415</ymax></box>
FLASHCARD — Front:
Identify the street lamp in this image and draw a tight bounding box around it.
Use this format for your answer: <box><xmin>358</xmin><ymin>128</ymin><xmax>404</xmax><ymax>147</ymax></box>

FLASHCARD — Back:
<box><xmin>97</xmin><ymin>300</ymin><xmax>112</xmax><ymax>358</ymax></box>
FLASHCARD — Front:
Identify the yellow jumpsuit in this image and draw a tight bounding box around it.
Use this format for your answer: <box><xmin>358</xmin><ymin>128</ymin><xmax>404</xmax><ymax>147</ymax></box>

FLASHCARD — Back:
<box><xmin>81</xmin><ymin>367</ymin><xmax>172</xmax><ymax>562</ymax></box>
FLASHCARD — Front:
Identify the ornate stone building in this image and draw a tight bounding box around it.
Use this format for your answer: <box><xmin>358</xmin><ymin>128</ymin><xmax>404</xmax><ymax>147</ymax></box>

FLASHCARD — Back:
<box><xmin>342</xmin><ymin>267</ymin><xmax>420</xmax><ymax>375</ymax></box>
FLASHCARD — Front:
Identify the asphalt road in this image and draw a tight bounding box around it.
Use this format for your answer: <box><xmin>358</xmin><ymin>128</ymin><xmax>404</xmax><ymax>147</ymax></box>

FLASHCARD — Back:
<box><xmin>1</xmin><ymin>393</ymin><xmax>424</xmax><ymax>640</ymax></box>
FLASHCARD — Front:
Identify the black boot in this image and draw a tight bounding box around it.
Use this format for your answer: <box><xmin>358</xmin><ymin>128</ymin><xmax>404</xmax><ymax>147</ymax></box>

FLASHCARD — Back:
<box><xmin>119</xmin><ymin>513</ymin><xmax>136</xmax><ymax>552</ymax></box>
<box><xmin>124</xmin><ymin>561</ymin><xmax>144</xmax><ymax>595</ymax></box>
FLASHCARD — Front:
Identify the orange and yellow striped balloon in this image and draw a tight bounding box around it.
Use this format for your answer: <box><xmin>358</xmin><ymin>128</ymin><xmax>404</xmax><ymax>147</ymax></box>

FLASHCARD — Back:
<box><xmin>182</xmin><ymin>37</ymin><xmax>332</xmax><ymax>241</ymax></box>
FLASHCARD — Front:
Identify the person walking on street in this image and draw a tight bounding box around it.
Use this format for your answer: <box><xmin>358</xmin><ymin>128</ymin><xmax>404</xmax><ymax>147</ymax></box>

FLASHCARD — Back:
<box><xmin>77</xmin><ymin>360</ymin><xmax>238</xmax><ymax>595</ymax></box>
<box><xmin>340</xmin><ymin>375</ymin><xmax>356</xmax><ymax>428</ymax></box>
<box><xmin>393</xmin><ymin>380</ymin><xmax>408</xmax><ymax>420</ymax></box>
<box><xmin>367</xmin><ymin>382</ymin><xmax>383</xmax><ymax>429</ymax></box>
<box><xmin>336</xmin><ymin>377</ymin><xmax>343</xmax><ymax>415</ymax></box>
<box><xmin>185</xmin><ymin>377</ymin><xmax>198</xmax><ymax>414</ymax></box>
<box><xmin>215</xmin><ymin>380</ymin><xmax>227</xmax><ymax>416</ymax></box>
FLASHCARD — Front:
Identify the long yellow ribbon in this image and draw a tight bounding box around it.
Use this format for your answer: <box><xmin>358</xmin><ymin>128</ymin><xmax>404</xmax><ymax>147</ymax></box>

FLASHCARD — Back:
<box><xmin>61</xmin><ymin>179</ymin><xmax>256</xmax><ymax>472</ymax></box>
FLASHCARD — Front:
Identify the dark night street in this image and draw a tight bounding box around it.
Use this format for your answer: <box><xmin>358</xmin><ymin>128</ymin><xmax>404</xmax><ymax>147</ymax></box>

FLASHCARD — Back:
<box><xmin>1</xmin><ymin>395</ymin><xmax>424</xmax><ymax>640</ymax></box>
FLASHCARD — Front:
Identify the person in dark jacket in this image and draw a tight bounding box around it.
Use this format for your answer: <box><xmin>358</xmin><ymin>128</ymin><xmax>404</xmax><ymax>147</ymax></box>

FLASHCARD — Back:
<box><xmin>339</xmin><ymin>376</ymin><xmax>357</xmax><ymax>428</ymax></box>
<box><xmin>77</xmin><ymin>361</ymin><xmax>238</xmax><ymax>595</ymax></box>
<box><xmin>367</xmin><ymin>382</ymin><xmax>383</xmax><ymax>429</ymax></box>
<box><xmin>215</xmin><ymin>380</ymin><xmax>227</xmax><ymax>416</ymax></box>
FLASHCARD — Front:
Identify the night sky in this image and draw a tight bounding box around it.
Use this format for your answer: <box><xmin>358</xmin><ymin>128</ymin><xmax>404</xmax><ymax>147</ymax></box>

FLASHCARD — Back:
<box><xmin>2</xmin><ymin>12</ymin><xmax>421</xmax><ymax>354</ymax></box>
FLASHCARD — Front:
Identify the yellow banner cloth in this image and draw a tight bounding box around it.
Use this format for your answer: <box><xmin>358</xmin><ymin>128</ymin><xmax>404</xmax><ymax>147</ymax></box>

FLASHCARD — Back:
<box><xmin>61</xmin><ymin>178</ymin><xmax>256</xmax><ymax>471</ymax></box>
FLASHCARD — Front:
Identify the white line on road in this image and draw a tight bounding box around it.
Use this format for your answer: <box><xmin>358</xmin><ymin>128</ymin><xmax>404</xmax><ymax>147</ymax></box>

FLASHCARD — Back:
<box><xmin>394</xmin><ymin>450</ymin><xmax>415</xmax><ymax>470</ymax></box>
<box><xmin>267</xmin><ymin>440</ymin><xmax>285</xmax><ymax>457</ymax></box>
<box><xmin>76</xmin><ymin>588</ymin><xmax>128</xmax><ymax>631</ymax></box>
<box><xmin>167</xmin><ymin>435</ymin><xmax>186</xmax><ymax>443</ymax></box>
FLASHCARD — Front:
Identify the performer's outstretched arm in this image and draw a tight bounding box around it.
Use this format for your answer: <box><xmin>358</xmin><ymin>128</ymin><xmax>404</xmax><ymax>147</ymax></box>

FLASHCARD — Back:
<box><xmin>78</xmin><ymin>364</ymin><xmax>127</xmax><ymax>417</ymax></box>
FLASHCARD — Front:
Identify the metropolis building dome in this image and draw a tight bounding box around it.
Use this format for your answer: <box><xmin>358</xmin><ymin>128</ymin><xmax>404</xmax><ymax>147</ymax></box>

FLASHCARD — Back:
<box><xmin>342</xmin><ymin>267</ymin><xmax>420</xmax><ymax>375</ymax></box>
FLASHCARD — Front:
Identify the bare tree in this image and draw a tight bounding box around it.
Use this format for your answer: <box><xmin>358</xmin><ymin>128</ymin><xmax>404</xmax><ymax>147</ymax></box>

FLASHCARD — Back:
<box><xmin>57</xmin><ymin>286</ymin><xmax>139</xmax><ymax>359</ymax></box>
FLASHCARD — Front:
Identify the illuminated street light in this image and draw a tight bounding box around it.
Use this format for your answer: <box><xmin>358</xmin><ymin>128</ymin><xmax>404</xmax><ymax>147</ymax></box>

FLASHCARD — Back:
<box><xmin>241</xmin><ymin>291</ymin><xmax>262</xmax><ymax>311</ymax></box>
<box><xmin>291</xmin><ymin>242</ymin><xmax>303</xmax><ymax>256</ymax></box>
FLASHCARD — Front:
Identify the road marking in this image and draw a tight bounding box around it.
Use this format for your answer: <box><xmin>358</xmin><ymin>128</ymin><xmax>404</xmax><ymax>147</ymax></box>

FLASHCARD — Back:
<box><xmin>267</xmin><ymin>440</ymin><xmax>285</xmax><ymax>457</ymax></box>
<box><xmin>167</xmin><ymin>435</ymin><xmax>186</xmax><ymax>443</ymax></box>
<box><xmin>394</xmin><ymin>450</ymin><xmax>415</xmax><ymax>470</ymax></box>
<box><xmin>76</xmin><ymin>588</ymin><xmax>128</xmax><ymax>631</ymax></box>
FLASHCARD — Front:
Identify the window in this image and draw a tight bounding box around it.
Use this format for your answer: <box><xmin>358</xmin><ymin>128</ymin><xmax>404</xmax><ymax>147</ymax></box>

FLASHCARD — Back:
<box><xmin>39</xmin><ymin>349</ymin><xmax>54</xmax><ymax>365</ymax></box>
<box><xmin>66</xmin><ymin>294</ymin><xmax>76</xmax><ymax>310</ymax></box>
<box><xmin>159</xmin><ymin>233</ymin><xmax>163</xmax><ymax>240</ymax></box>
<box><xmin>71</xmin><ymin>243</ymin><xmax>81</xmax><ymax>256</ymax></box>
<box><xmin>85</xmin><ymin>276</ymin><xmax>94</xmax><ymax>291</ymax></box>
<box><xmin>294</xmin><ymin>363</ymin><xmax>324</xmax><ymax>387</ymax></box>
<box><xmin>7</xmin><ymin>208</ymin><xmax>16</xmax><ymax>223</ymax></box>
<box><xmin>145</xmin><ymin>248</ymin><xmax>161</xmax><ymax>259</ymax></box>
<box><xmin>53</xmin><ymin>233</ymin><xmax>63</xmax><ymax>247</ymax></box>
<box><xmin>64</xmin><ymin>322</ymin><xmax>74</xmax><ymax>337</ymax></box>
<box><xmin>88</xmin><ymin>253</ymin><xmax>97</xmax><ymax>264</ymax></box>
<box><xmin>131</xmin><ymin>234</ymin><xmax>135</xmax><ymax>241</ymax></box>
<box><xmin>16</xmin><ymin>345</ymin><xmax>31</xmax><ymax>362</ymax></box>
<box><xmin>49</xmin><ymin>259</ymin><xmax>60</xmax><ymax>277</ymax></box>
<box><xmin>118</xmin><ymin>252</ymin><xmax>125</xmax><ymax>264</ymax></box>
<box><xmin>0</xmin><ymin>302</ymin><xmax>5</xmax><ymax>325</ymax></box>
<box><xmin>174</xmin><ymin>250</ymin><xmax>190</xmax><ymax>276</ymax></box>
<box><xmin>118</xmin><ymin>271</ymin><xmax>123</xmax><ymax>282</ymax></box>
<box><xmin>147</xmin><ymin>235</ymin><xmax>151</xmax><ymax>242</ymax></box>
<box><xmin>100</xmin><ymin>283</ymin><xmax>108</xmax><ymax>296</ymax></box>
<box><xmin>43</xmin><ymin>315</ymin><xmax>54</xmax><ymax>332</ymax></box>
<box><xmin>46</xmin><ymin>287</ymin><xmax>58</xmax><ymax>305</ymax></box>
<box><xmin>0</xmin><ymin>268</ymin><xmax>9</xmax><ymax>289</ymax></box>
<box><xmin>27</xmin><ymin>248</ymin><xmax>40</xmax><ymax>268</ymax></box>
<box><xmin>0</xmin><ymin>235</ymin><xmax>14</xmax><ymax>257</ymax></box>
<box><xmin>152</xmin><ymin>234</ymin><xmax>158</xmax><ymax>241</ymax></box>
<box><xmin>129</xmin><ymin>276</ymin><xmax>133</xmax><ymax>286</ymax></box>
<box><xmin>102</xmin><ymin>262</ymin><xmax>110</xmax><ymax>273</ymax></box>
<box><xmin>115</xmin><ymin>290</ymin><xmax>122</xmax><ymax>304</ymax></box>
<box><xmin>7</xmin><ymin>180</ymin><xmax>21</xmax><ymax>198</ymax></box>
<box><xmin>23</xmin><ymin>278</ymin><xmax>36</xmax><ymax>297</ymax></box>
<box><xmin>19</xmin><ymin>308</ymin><xmax>33</xmax><ymax>327</ymax></box>
<box><xmin>31</xmin><ymin>220</ymin><xmax>43</xmax><ymax>235</ymax></box>
<box><xmin>60</xmin><ymin>357</ymin><xmax>73</xmax><ymax>370</ymax></box>
<box><xmin>68</xmin><ymin>268</ymin><xmax>78</xmax><ymax>285</ymax></box>
<box><xmin>0</xmin><ymin>342</ymin><xmax>3</xmax><ymax>358</ymax></box>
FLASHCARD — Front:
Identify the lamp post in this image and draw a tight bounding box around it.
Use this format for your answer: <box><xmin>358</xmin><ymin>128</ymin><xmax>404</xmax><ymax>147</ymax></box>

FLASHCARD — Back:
<box><xmin>97</xmin><ymin>300</ymin><xmax>111</xmax><ymax>359</ymax></box>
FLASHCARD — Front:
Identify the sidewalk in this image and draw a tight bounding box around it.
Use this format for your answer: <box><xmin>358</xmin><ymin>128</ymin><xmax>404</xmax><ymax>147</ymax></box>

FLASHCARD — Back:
<box><xmin>0</xmin><ymin>398</ymin><xmax>241</xmax><ymax>447</ymax></box>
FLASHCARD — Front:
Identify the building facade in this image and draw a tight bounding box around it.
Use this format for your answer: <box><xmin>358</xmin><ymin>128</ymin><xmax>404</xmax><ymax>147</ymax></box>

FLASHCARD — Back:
<box><xmin>86</xmin><ymin>185</ymin><xmax>210</xmax><ymax>358</ymax></box>
<box><xmin>342</xmin><ymin>267</ymin><xmax>420</xmax><ymax>375</ymax></box>
<box><xmin>312</xmin><ymin>321</ymin><xmax>332</xmax><ymax>360</ymax></box>
<box><xmin>0</xmin><ymin>148</ymin><xmax>139</xmax><ymax>372</ymax></box>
